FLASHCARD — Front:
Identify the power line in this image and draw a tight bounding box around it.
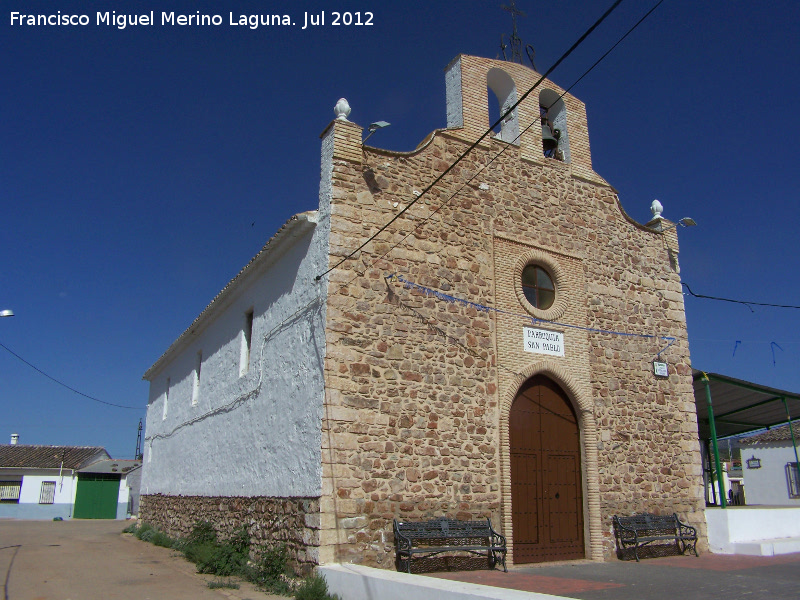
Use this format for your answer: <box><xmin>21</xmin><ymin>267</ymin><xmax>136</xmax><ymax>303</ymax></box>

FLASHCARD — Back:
<box><xmin>0</xmin><ymin>341</ymin><xmax>143</xmax><ymax>410</ymax></box>
<box><xmin>315</xmin><ymin>0</ymin><xmax>625</xmax><ymax>282</ymax></box>
<box><xmin>333</xmin><ymin>0</ymin><xmax>663</xmax><ymax>290</ymax></box>
<box><xmin>549</xmin><ymin>0</ymin><xmax>664</xmax><ymax>101</ymax></box>
<box><xmin>682</xmin><ymin>283</ymin><xmax>800</xmax><ymax>310</ymax></box>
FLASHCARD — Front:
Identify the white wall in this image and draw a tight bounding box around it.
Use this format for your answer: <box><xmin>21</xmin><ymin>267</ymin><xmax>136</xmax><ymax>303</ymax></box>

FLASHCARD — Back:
<box><xmin>141</xmin><ymin>216</ymin><xmax>329</xmax><ymax>498</ymax></box>
<box><xmin>18</xmin><ymin>470</ymin><xmax>77</xmax><ymax>505</ymax></box>
<box><xmin>0</xmin><ymin>469</ymin><xmax>77</xmax><ymax>519</ymax></box>
<box><xmin>320</xmin><ymin>564</ymin><xmax>568</xmax><ymax>600</ymax></box>
<box><xmin>706</xmin><ymin>506</ymin><xmax>800</xmax><ymax>554</ymax></box>
<box><xmin>741</xmin><ymin>443</ymin><xmax>800</xmax><ymax>506</ymax></box>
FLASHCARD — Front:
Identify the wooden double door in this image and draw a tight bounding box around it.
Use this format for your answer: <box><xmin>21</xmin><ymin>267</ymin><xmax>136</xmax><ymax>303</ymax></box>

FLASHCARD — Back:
<box><xmin>510</xmin><ymin>375</ymin><xmax>584</xmax><ymax>563</ymax></box>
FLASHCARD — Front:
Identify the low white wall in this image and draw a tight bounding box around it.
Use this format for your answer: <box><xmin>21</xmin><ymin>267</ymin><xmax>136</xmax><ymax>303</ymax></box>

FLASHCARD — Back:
<box><xmin>319</xmin><ymin>564</ymin><xmax>576</xmax><ymax>600</ymax></box>
<box><xmin>706</xmin><ymin>506</ymin><xmax>800</xmax><ymax>553</ymax></box>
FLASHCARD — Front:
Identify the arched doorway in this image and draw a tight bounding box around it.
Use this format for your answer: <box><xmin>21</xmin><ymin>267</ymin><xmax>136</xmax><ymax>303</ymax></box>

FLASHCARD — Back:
<box><xmin>510</xmin><ymin>375</ymin><xmax>584</xmax><ymax>563</ymax></box>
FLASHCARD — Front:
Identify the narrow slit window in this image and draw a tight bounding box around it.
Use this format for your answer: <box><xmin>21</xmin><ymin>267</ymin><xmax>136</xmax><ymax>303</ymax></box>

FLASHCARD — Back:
<box><xmin>163</xmin><ymin>377</ymin><xmax>170</xmax><ymax>420</ymax></box>
<box><xmin>192</xmin><ymin>351</ymin><xmax>202</xmax><ymax>406</ymax></box>
<box><xmin>240</xmin><ymin>309</ymin><xmax>254</xmax><ymax>376</ymax></box>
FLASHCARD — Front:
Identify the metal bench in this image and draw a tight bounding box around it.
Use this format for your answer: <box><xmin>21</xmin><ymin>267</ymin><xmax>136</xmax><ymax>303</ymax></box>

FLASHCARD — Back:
<box><xmin>393</xmin><ymin>517</ymin><xmax>507</xmax><ymax>573</ymax></box>
<box><xmin>613</xmin><ymin>513</ymin><xmax>698</xmax><ymax>562</ymax></box>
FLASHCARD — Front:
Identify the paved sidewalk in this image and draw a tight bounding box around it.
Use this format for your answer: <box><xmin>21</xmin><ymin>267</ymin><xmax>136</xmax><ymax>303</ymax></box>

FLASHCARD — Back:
<box><xmin>0</xmin><ymin>519</ymin><xmax>287</xmax><ymax>600</ymax></box>
<box><xmin>431</xmin><ymin>552</ymin><xmax>800</xmax><ymax>600</ymax></box>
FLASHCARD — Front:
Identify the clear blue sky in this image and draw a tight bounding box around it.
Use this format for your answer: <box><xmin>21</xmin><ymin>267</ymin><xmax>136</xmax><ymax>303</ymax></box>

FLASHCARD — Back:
<box><xmin>2</xmin><ymin>0</ymin><xmax>798</xmax><ymax>458</ymax></box>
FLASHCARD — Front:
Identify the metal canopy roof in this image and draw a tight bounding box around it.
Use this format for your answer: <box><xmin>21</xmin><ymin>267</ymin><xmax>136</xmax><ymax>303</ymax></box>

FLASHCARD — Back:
<box><xmin>693</xmin><ymin>369</ymin><xmax>800</xmax><ymax>440</ymax></box>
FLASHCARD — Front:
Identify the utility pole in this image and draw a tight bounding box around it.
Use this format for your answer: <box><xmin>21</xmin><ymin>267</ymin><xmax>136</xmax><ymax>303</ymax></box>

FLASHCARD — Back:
<box><xmin>135</xmin><ymin>419</ymin><xmax>143</xmax><ymax>460</ymax></box>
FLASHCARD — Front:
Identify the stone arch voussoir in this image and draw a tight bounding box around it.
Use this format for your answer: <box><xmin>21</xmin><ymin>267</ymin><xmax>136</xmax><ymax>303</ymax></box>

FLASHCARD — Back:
<box><xmin>499</xmin><ymin>360</ymin><xmax>603</xmax><ymax>563</ymax></box>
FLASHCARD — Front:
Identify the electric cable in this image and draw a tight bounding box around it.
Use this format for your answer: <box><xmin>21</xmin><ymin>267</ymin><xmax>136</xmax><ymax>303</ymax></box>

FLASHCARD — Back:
<box><xmin>145</xmin><ymin>295</ymin><xmax>324</xmax><ymax>443</ymax></box>
<box><xmin>546</xmin><ymin>0</ymin><xmax>664</xmax><ymax>105</ymax></box>
<box><xmin>0</xmin><ymin>341</ymin><xmax>144</xmax><ymax>410</ymax></box>
<box><xmin>315</xmin><ymin>0</ymin><xmax>625</xmax><ymax>282</ymax></box>
<box><xmin>333</xmin><ymin>0</ymin><xmax>665</xmax><ymax>291</ymax></box>
<box><xmin>682</xmin><ymin>283</ymin><xmax>800</xmax><ymax>310</ymax></box>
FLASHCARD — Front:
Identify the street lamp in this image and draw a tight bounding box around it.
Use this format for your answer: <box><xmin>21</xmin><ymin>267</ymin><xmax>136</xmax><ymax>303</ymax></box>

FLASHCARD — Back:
<box><xmin>656</xmin><ymin>217</ymin><xmax>698</xmax><ymax>232</ymax></box>
<box><xmin>647</xmin><ymin>200</ymin><xmax>697</xmax><ymax>232</ymax></box>
<box><xmin>363</xmin><ymin>121</ymin><xmax>391</xmax><ymax>143</ymax></box>
<box><xmin>0</xmin><ymin>310</ymin><xmax>13</xmax><ymax>318</ymax></box>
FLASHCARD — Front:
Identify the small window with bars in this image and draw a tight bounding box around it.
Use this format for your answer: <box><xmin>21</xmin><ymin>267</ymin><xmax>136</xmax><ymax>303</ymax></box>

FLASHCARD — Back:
<box><xmin>39</xmin><ymin>481</ymin><xmax>56</xmax><ymax>504</ymax></box>
<box><xmin>787</xmin><ymin>462</ymin><xmax>800</xmax><ymax>498</ymax></box>
<box><xmin>0</xmin><ymin>481</ymin><xmax>21</xmax><ymax>502</ymax></box>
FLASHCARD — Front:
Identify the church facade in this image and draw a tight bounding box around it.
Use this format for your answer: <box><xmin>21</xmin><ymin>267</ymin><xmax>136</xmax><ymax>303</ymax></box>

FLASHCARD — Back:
<box><xmin>140</xmin><ymin>54</ymin><xmax>705</xmax><ymax>569</ymax></box>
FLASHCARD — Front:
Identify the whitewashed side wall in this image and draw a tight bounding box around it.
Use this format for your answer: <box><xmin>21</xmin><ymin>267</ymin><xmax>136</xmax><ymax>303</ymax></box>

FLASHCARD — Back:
<box><xmin>741</xmin><ymin>444</ymin><xmax>800</xmax><ymax>506</ymax></box>
<box><xmin>141</xmin><ymin>219</ymin><xmax>329</xmax><ymax>498</ymax></box>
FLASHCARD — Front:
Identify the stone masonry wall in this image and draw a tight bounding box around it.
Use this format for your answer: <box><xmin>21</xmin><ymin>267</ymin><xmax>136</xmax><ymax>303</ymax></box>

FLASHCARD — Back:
<box><xmin>139</xmin><ymin>494</ymin><xmax>320</xmax><ymax>573</ymax></box>
<box><xmin>317</xmin><ymin>55</ymin><xmax>704</xmax><ymax>566</ymax></box>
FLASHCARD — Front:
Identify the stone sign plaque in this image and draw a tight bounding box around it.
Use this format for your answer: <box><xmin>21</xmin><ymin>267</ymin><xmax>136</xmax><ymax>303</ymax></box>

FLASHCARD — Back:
<box><xmin>523</xmin><ymin>327</ymin><xmax>565</xmax><ymax>357</ymax></box>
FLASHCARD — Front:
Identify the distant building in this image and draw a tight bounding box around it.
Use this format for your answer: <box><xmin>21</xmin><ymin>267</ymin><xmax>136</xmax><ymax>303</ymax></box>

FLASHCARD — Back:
<box><xmin>740</xmin><ymin>422</ymin><xmax>800</xmax><ymax>506</ymax></box>
<box><xmin>140</xmin><ymin>54</ymin><xmax>704</xmax><ymax>569</ymax></box>
<box><xmin>77</xmin><ymin>458</ymin><xmax>142</xmax><ymax>519</ymax></box>
<box><xmin>0</xmin><ymin>440</ymin><xmax>141</xmax><ymax>519</ymax></box>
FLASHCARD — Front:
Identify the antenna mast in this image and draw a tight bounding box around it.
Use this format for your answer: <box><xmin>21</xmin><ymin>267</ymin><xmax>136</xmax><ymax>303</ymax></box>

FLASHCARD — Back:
<box><xmin>135</xmin><ymin>418</ymin><xmax>143</xmax><ymax>460</ymax></box>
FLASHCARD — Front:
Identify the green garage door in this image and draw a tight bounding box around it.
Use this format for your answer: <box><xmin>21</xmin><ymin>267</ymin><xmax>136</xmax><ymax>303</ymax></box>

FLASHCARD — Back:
<box><xmin>73</xmin><ymin>474</ymin><xmax>120</xmax><ymax>519</ymax></box>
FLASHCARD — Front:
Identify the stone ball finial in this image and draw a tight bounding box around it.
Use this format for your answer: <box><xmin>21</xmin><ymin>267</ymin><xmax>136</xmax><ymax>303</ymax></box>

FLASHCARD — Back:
<box><xmin>650</xmin><ymin>199</ymin><xmax>664</xmax><ymax>219</ymax></box>
<box><xmin>334</xmin><ymin>98</ymin><xmax>351</xmax><ymax>121</ymax></box>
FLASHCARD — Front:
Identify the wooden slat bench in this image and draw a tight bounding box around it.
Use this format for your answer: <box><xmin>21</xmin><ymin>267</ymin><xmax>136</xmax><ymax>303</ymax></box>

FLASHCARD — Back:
<box><xmin>613</xmin><ymin>513</ymin><xmax>698</xmax><ymax>562</ymax></box>
<box><xmin>393</xmin><ymin>517</ymin><xmax>507</xmax><ymax>573</ymax></box>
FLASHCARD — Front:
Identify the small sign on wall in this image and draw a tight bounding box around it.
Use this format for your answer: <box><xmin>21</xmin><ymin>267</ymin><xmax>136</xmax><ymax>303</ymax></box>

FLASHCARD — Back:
<box><xmin>653</xmin><ymin>361</ymin><xmax>669</xmax><ymax>377</ymax></box>
<box><xmin>523</xmin><ymin>327</ymin><xmax>565</xmax><ymax>357</ymax></box>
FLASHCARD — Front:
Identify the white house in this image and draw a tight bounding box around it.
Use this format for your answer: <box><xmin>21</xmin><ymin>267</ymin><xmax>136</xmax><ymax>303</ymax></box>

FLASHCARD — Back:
<box><xmin>0</xmin><ymin>442</ymin><xmax>141</xmax><ymax>519</ymax></box>
<box><xmin>740</xmin><ymin>422</ymin><xmax>800</xmax><ymax>506</ymax></box>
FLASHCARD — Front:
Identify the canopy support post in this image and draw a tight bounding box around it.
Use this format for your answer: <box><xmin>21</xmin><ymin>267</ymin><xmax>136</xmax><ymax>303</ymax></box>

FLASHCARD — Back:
<box><xmin>782</xmin><ymin>396</ymin><xmax>800</xmax><ymax>481</ymax></box>
<box><xmin>702</xmin><ymin>373</ymin><xmax>726</xmax><ymax>508</ymax></box>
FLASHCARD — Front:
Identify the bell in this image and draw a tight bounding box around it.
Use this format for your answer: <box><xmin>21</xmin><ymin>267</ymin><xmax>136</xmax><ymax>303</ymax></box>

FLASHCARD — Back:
<box><xmin>542</xmin><ymin>123</ymin><xmax>559</xmax><ymax>152</ymax></box>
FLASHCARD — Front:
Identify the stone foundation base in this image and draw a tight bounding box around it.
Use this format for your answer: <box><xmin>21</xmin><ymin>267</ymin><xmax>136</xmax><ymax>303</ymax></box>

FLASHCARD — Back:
<box><xmin>139</xmin><ymin>494</ymin><xmax>320</xmax><ymax>572</ymax></box>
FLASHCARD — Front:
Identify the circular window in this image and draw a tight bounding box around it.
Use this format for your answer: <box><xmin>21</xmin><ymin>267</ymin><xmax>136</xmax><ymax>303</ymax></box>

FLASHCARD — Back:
<box><xmin>521</xmin><ymin>265</ymin><xmax>555</xmax><ymax>310</ymax></box>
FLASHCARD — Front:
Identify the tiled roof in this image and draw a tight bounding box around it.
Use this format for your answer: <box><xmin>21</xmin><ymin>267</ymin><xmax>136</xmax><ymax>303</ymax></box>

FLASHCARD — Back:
<box><xmin>739</xmin><ymin>422</ymin><xmax>800</xmax><ymax>445</ymax></box>
<box><xmin>0</xmin><ymin>445</ymin><xmax>109</xmax><ymax>470</ymax></box>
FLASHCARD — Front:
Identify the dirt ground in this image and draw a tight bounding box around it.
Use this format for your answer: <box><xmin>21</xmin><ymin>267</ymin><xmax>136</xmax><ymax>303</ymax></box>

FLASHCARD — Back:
<box><xmin>0</xmin><ymin>519</ymin><xmax>289</xmax><ymax>600</ymax></box>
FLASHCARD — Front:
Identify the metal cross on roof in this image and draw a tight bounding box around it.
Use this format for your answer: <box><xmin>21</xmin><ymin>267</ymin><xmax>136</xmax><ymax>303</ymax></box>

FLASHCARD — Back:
<box><xmin>500</xmin><ymin>1</ymin><xmax>537</xmax><ymax>71</ymax></box>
